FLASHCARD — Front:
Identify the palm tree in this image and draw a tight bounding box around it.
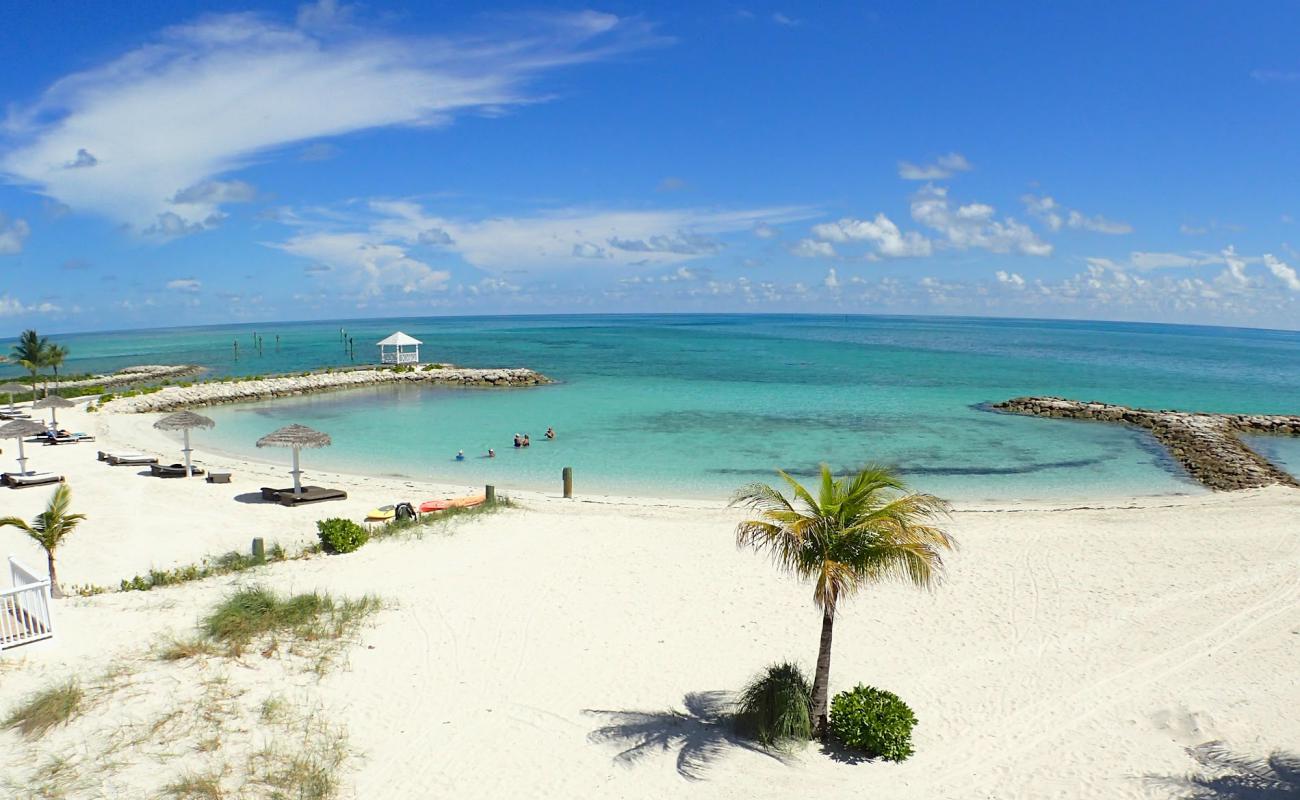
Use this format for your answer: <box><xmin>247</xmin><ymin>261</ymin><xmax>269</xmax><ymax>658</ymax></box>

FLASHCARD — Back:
<box><xmin>732</xmin><ymin>464</ymin><xmax>955</xmax><ymax>739</ymax></box>
<box><xmin>10</xmin><ymin>329</ymin><xmax>49</xmax><ymax>397</ymax></box>
<box><xmin>44</xmin><ymin>344</ymin><xmax>69</xmax><ymax>397</ymax></box>
<box><xmin>0</xmin><ymin>483</ymin><xmax>87</xmax><ymax>598</ymax></box>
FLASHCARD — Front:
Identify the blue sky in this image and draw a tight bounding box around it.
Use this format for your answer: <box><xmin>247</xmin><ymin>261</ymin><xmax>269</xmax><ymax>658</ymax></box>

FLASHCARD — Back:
<box><xmin>1</xmin><ymin>0</ymin><xmax>1298</xmax><ymax>333</ymax></box>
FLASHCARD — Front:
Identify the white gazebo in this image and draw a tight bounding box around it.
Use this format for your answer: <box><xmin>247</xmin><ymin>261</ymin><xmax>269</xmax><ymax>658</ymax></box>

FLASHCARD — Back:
<box><xmin>377</xmin><ymin>331</ymin><xmax>422</xmax><ymax>365</ymax></box>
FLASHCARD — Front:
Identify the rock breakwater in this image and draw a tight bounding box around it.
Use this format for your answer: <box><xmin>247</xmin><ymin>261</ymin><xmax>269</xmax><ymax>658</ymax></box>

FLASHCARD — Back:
<box><xmin>101</xmin><ymin>366</ymin><xmax>552</xmax><ymax>414</ymax></box>
<box><xmin>992</xmin><ymin>396</ymin><xmax>1300</xmax><ymax>491</ymax></box>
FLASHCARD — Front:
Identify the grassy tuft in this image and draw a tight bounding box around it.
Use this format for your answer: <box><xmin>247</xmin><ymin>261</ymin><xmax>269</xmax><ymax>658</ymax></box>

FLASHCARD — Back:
<box><xmin>734</xmin><ymin>662</ymin><xmax>813</xmax><ymax>748</ymax></box>
<box><xmin>4</xmin><ymin>679</ymin><xmax>84</xmax><ymax>738</ymax></box>
<box><xmin>197</xmin><ymin>586</ymin><xmax>381</xmax><ymax>658</ymax></box>
<box><xmin>159</xmin><ymin>636</ymin><xmax>219</xmax><ymax>661</ymax></box>
<box><xmin>161</xmin><ymin>769</ymin><xmax>228</xmax><ymax>800</ymax></box>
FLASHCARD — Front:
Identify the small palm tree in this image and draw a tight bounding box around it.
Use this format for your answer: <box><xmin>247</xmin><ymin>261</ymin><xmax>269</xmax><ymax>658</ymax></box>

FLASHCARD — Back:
<box><xmin>732</xmin><ymin>464</ymin><xmax>954</xmax><ymax>739</ymax></box>
<box><xmin>44</xmin><ymin>344</ymin><xmax>69</xmax><ymax>397</ymax></box>
<box><xmin>10</xmin><ymin>329</ymin><xmax>48</xmax><ymax>396</ymax></box>
<box><xmin>0</xmin><ymin>483</ymin><xmax>87</xmax><ymax>598</ymax></box>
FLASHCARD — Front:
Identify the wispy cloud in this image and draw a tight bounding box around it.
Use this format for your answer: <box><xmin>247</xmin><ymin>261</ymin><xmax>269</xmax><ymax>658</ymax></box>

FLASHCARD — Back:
<box><xmin>898</xmin><ymin>152</ymin><xmax>972</xmax><ymax>181</ymax></box>
<box><xmin>0</xmin><ymin>214</ymin><xmax>30</xmax><ymax>254</ymax></box>
<box><xmin>166</xmin><ymin>278</ymin><xmax>202</xmax><ymax>292</ymax></box>
<box><xmin>1022</xmin><ymin>194</ymin><xmax>1132</xmax><ymax>234</ymax></box>
<box><xmin>1250</xmin><ymin>69</ymin><xmax>1300</xmax><ymax>83</ymax></box>
<box><xmin>911</xmin><ymin>185</ymin><xmax>1051</xmax><ymax>256</ymax></box>
<box><xmin>0</xmin><ymin>9</ymin><xmax>665</xmax><ymax>234</ymax></box>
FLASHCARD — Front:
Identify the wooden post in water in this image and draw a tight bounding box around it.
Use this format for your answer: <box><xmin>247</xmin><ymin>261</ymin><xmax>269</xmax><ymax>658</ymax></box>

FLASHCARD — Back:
<box><xmin>485</xmin><ymin>485</ymin><xmax>496</xmax><ymax>505</ymax></box>
<box><xmin>252</xmin><ymin>537</ymin><xmax>265</xmax><ymax>562</ymax></box>
<box><xmin>562</xmin><ymin>467</ymin><xmax>573</xmax><ymax>499</ymax></box>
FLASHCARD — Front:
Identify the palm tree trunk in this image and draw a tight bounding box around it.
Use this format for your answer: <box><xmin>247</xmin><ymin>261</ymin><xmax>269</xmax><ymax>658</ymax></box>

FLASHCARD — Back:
<box><xmin>811</xmin><ymin>605</ymin><xmax>835</xmax><ymax>738</ymax></box>
<box><xmin>46</xmin><ymin>551</ymin><xmax>63</xmax><ymax>599</ymax></box>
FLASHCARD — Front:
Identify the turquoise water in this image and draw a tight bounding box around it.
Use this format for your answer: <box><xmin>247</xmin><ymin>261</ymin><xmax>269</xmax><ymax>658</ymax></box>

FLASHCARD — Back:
<box><xmin>6</xmin><ymin>315</ymin><xmax>1299</xmax><ymax>500</ymax></box>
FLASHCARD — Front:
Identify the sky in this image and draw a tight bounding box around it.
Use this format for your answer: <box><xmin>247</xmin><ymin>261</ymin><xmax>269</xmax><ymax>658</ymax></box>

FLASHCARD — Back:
<box><xmin>1</xmin><ymin>0</ymin><xmax>1299</xmax><ymax>333</ymax></box>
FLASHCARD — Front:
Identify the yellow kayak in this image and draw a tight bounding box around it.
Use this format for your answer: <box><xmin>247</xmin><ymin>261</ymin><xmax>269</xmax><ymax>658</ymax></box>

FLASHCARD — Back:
<box><xmin>365</xmin><ymin>505</ymin><xmax>396</xmax><ymax>522</ymax></box>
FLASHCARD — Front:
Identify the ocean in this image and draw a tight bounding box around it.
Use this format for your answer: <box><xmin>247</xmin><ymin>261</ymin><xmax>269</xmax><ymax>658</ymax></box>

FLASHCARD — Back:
<box><xmin>8</xmin><ymin>314</ymin><xmax>1300</xmax><ymax>501</ymax></box>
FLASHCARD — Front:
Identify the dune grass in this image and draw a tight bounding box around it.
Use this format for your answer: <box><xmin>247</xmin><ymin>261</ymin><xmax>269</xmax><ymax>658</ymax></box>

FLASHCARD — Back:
<box><xmin>734</xmin><ymin>662</ymin><xmax>814</xmax><ymax>748</ymax></box>
<box><xmin>4</xmin><ymin>679</ymin><xmax>84</xmax><ymax>738</ymax></box>
<box><xmin>161</xmin><ymin>770</ymin><xmax>228</xmax><ymax>800</ymax></box>
<box><xmin>371</xmin><ymin>495</ymin><xmax>516</xmax><ymax>540</ymax></box>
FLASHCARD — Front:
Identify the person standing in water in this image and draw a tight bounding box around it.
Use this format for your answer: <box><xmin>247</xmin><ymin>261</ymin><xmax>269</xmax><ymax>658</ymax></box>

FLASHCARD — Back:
<box><xmin>487</xmin><ymin>448</ymin><xmax>495</xmax><ymax>458</ymax></box>
<box><xmin>545</xmin><ymin>427</ymin><xmax>556</xmax><ymax>440</ymax></box>
<box><xmin>455</xmin><ymin>450</ymin><xmax>465</xmax><ymax>461</ymax></box>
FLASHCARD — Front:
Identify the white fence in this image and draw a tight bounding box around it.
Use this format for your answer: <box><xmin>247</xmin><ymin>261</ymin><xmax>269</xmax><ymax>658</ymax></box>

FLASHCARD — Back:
<box><xmin>380</xmin><ymin>350</ymin><xmax>420</xmax><ymax>364</ymax></box>
<box><xmin>1</xmin><ymin>556</ymin><xmax>54</xmax><ymax>651</ymax></box>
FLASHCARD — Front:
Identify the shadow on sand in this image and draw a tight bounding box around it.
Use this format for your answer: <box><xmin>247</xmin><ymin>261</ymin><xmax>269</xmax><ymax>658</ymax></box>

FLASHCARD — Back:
<box><xmin>1152</xmin><ymin>741</ymin><xmax>1300</xmax><ymax>799</ymax></box>
<box><xmin>585</xmin><ymin>691</ymin><xmax>796</xmax><ymax>780</ymax></box>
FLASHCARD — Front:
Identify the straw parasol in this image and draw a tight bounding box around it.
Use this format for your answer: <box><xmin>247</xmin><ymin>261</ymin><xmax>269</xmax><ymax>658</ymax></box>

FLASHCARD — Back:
<box><xmin>256</xmin><ymin>423</ymin><xmax>332</xmax><ymax>496</ymax></box>
<box><xmin>153</xmin><ymin>410</ymin><xmax>215</xmax><ymax>477</ymax></box>
<box><xmin>0</xmin><ymin>419</ymin><xmax>48</xmax><ymax>475</ymax></box>
<box><xmin>0</xmin><ymin>382</ymin><xmax>27</xmax><ymax>414</ymax></box>
<box><xmin>31</xmin><ymin>395</ymin><xmax>75</xmax><ymax>426</ymax></box>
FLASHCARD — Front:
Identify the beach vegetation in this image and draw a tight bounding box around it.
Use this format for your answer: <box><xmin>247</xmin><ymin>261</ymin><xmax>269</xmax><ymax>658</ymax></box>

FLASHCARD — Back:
<box><xmin>119</xmin><ymin>543</ymin><xmax>289</xmax><ymax>592</ymax></box>
<box><xmin>371</xmin><ymin>496</ymin><xmax>515</xmax><ymax>540</ymax></box>
<box><xmin>316</xmin><ymin>517</ymin><xmax>369</xmax><ymax>554</ymax></box>
<box><xmin>0</xmin><ymin>482</ymin><xmax>87</xmax><ymax>598</ymax></box>
<box><xmin>10</xmin><ymin>329</ymin><xmax>50</xmax><ymax>393</ymax></box>
<box><xmin>734</xmin><ymin>661</ymin><xmax>813</xmax><ymax>747</ymax></box>
<box><xmin>4</xmin><ymin>679</ymin><xmax>84</xmax><ymax>738</ymax></box>
<box><xmin>161</xmin><ymin>770</ymin><xmax>228</xmax><ymax>799</ymax></box>
<box><xmin>732</xmin><ymin>463</ymin><xmax>953</xmax><ymax>739</ymax></box>
<box><xmin>827</xmin><ymin>685</ymin><xmax>917</xmax><ymax>761</ymax></box>
<box><xmin>196</xmin><ymin>586</ymin><xmax>381</xmax><ymax>658</ymax></box>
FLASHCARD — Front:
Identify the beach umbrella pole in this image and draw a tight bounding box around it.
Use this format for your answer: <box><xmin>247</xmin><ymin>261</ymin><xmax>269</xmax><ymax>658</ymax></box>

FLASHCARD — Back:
<box><xmin>183</xmin><ymin>429</ymin><xmax>193</xmax><ymax>477</ymax></box>
<box><xmin>291</xmin><ymin>446</ymin><xmax>302</xmax><ymax>495</ymax></box>
<box><xmin>5</xmin><ymin>392</ymin><xmax>12</xmax><ymax>413</ymax></box>
<box><xmin>16</xmin><ymin>437</ymin><xmax>27</xmax><ymax>475</ymax></box>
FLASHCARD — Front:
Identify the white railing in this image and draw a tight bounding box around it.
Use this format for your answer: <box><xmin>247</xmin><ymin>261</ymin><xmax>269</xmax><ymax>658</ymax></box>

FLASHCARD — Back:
<box><xmin>381</xmin><ymin>350</ymin><xmax>420</xmax><ymax>364</ymax></box>
<box><xmin>1</xmin><ymin>556</ymin><xmax>54</xmax><ymax>651</ymax></box>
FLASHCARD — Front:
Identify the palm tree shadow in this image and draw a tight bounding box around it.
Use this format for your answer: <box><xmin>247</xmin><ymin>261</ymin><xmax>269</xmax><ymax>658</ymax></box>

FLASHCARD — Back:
<box><xmin>1152</xmin><ymin>741</ymin><xmax>1300</xmax><ymax>799</ymax></box>
<box><xmin>585</xmin><ymin>690</ymin><xmax>796</xmax><ymax>781</ymax></box>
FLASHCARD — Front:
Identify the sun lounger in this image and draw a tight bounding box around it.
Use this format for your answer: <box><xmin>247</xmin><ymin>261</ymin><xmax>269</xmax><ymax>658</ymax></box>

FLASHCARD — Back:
<box><xmin>151</xmin><ymin>463</ymin><xmax>204</xmax><ymax>478</ymax></box>
<box><xmin>2</xmin><ymin>472</ymin><xmax>64</xmax><ymax>488</ymax></box>
<box><xmin>206</xmin><ymin>472</ymin><xmax>231</xmax><ymax>484</ymax></box>
<box><xmin>261</xmin><ymin>486</ymin><xmax>348</xmax><ymax>506</ymax></box>
<box><xmin>106</xmin><ymin>453</ymin><xmax>159</xmax><ymax>466</ymax></box>
<box><xmin>44</xmin><ymin>433</ymin><xmax>95</xmax><ymax>445</ymax></box>
<box><xmin>0</xmin><ymin>412</ymin><xmax>31</xmax><ymax>420</ymax></box>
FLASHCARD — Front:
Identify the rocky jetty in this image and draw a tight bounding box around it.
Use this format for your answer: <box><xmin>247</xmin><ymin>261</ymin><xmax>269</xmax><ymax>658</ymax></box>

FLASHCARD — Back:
<box><xmin>100</xmin><ymin>366</ymin><xmax>552</xmax><ymax>414</ymax></box>
<box><xmin>993</xmin><ymin>396</ymin><xmax>1300</xmax><ymax>491</ymax></box>
<box><xmin>50</xmin><ymin>364</ymin><xmax>204</xmax><ymax>390</ymax></box>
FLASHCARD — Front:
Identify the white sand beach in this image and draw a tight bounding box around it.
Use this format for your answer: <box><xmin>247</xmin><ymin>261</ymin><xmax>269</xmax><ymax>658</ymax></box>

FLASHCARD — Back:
<box><xmin>2</xmin><ymin>402</ymin><xmax>1298</xmax><ymax>798</ymax></box>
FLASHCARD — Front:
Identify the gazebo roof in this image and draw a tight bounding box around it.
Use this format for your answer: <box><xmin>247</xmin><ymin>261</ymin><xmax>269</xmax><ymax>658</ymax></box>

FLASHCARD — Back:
<box><xmin>377</xmin><ymin>331</ymin><xmax>422</xmax><ymax>347</ymax></box>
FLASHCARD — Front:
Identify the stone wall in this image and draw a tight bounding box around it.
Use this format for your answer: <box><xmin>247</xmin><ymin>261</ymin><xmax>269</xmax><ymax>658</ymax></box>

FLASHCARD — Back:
<box><xmin>101</xmin><ymin>366</ymin><xmax>552</xmax><ymax>414</ymax></box>
<box><xmin>992</xmin><ymin>396</ymin><xmax>1300</xmax><ymax>491</ymax></box>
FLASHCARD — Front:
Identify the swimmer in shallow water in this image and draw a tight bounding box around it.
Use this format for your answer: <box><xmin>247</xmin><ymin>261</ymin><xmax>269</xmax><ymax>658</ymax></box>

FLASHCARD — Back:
<box><xmin>455</xmin><ymin>450</ymin><xmax>465</xmax><ymax>461</ymax></box>
<box><xmin>545</xmin><ymin>427</ymin><xmax>555</xmax><ymax>440</ymax></box>
<box><xmin>487</xmin><ymin>448</ymin><xmax>495</xmax><ymax>458</ymax></box>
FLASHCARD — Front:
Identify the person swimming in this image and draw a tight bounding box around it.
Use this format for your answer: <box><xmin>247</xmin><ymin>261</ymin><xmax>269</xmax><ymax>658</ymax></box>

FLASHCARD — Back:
<box><xmin>513</xmin><ymin>433</ymin><xmax>522</xmax><ymax>448</ymax></box>
<box><xmin>455</xmin><ymin>450</ymin><xmax>465</xmax><ymax>461</ymax></box>
<box><xmin>522</xmin><ymin>434</ymin><xmax>531</xmax><ymax>447</ymax></box>
<box><xmin>487</xmin><ymin>448</ymin><xmax>495</xmax><ymax>458</ymax></box>
<box><xmin>545</xmin><ymin>427</ymin><xmax>555</xmax><ymax>440</ymax></box>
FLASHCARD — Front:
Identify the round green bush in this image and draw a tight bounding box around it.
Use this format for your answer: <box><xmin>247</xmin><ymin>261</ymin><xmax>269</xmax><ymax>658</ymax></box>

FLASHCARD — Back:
<box><xmin>735</xmin><ymin>661</ymin><xmax>813</xmax><ymax>747</ymax></box>
<box><xmin>316</xmin><ymin>518</ymin><xmax>369</xmax><ymax>554</ymax></box>
<box><xmin>828</xmin><ymin>685</ymin><xmax>917</xmax><ymax>762</ymax></box>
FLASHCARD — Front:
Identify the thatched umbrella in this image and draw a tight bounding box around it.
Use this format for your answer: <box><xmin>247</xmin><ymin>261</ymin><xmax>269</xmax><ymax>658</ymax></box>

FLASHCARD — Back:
<box><xmin>0</xmin><ymin>419</ymin><xmax>48</xmax><ymax>475</ymax></box>
<box><xmin>153</xmin><ymin>410</ymin><xmax>215</xmax><ymax>477</ymax></box>
<box><xmin>0</xmin><ymin>382</ymin><xmax>27</xmax><ymax>414</ymax></box>
<box><xmin>32</xmin><ymin>395</ymin><xmax>75</xmax><ymax>427</ymax></box>
<box><xmin>256</xmin><ymin>424</ymin><xmax>331</xmax><ymax>496</ymax></box>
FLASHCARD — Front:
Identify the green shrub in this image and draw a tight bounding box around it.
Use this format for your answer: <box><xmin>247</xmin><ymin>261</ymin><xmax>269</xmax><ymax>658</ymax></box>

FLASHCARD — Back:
<box><xmin>316</xmin><ymin>518</ymin><xmax>369</xmax><ymax>554</ymax></box>
<box><xmin>828</xmin><ymin>685</ymin><xmax>917</xmax><ymax>762</ymax></box>
<box><xmin>734</xmin><ymin>661</ymin><xmax>812</xmax><ymax>747</ymax></box>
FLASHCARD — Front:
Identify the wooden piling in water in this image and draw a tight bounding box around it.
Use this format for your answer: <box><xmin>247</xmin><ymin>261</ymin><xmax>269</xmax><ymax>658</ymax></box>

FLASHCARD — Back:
<box><xmin>562</xmin><ymin>467</ymin><xmax>573</xmax><ymax>498</ymax></box>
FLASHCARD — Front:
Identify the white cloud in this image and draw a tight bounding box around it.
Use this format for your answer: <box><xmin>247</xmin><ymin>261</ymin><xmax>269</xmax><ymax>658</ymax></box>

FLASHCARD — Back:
<box><xmin>1217</xmin><ymin>246</ymin><xmax>1250</xmax><ymax>287</ymax></box>
<box><xmin>1263</xmin><ymin>254</ymin><xmax>1300</xmax><ymax>291</ymax></box>
<box><xmin>0</xmin><ymin>10</ymin><xmax>663</xmax><ymax>232</ymax></box>
<box><xmin>912</xmin><ymin>185</ymin><xmax>1051</xmax><ymax>256</ymax></box>
<box><xmin>753</xmin><ymin>221</ymin><xmax>777</xmax><ymax>239</ymax></box>
<box><xmin>1179</xmin><ymin>223</ymin><xmax>1208</xmax><ymax>236</ymax></box>
<box><xmin>0</xmin><ymin>215</ymin><xmax>31</xmax><ymax>254</ymax></box>
<box><xmin>0</xmin><ymin>295</ymin><xmax>62</xmax><ymax>316</ymax></box>
<box><xmin>1128</xmin><ymin>251</ymin><xmax>1205</xmax><ymax>270</ymax></box>
<box><xmin>275</xmin><ymin>230</ymin><xmax>450</xmax><ymax>296</ymax></box>
<box><xmin>823</xmin><ymin>267</ymin><xmax>840</xmax><ymax>289</ymax></box>
<box><xmin>898</xmin><ymin>153</ymin><xmax>971</xmax><ymax>181</ymax></box>
<box><xmin>772</xmin><ymin>13</ymin><xmax>800</xmax><ymax>26</ymax></box>
<box><xmin>790</xmin><ymin>238</ymin><xmax>835</xmax><ymax>258</ymax></box>
<box><xmin>1023</xmin><ymin>194</ymin><xmax>1131</xmax><ymax>234</ymax></box>
<box><xmin>995</xmin><ymin>270</ymin><xmax>1025</xmax><ymax>288</ymax></box>
<box><xmin>362</xmin><ymin>199</ymin><xmax>815</xmax><ymax>270</ymax></box>
<box><xmin>810</xmin><ymin>213</ymin><xmax>932</xmax><ymax>257</ymax></box>
<box><xmin>166</xmin><ymin>278</ymin><xmax>202</xmax><ymax>292</ymax></box>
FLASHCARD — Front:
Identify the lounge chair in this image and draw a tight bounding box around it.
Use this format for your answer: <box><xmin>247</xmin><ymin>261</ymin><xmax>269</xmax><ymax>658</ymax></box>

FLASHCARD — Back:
<box><xmin>261</xmin><ymin>486</ymin><xmax>348</xmax><ymax>506</ymax></box>
<box><xmin>44</xmin><ymin>433</ymin><xmax>95</xmax><ymax>445</ymax></box>
<box><xmin>2</xmin><ymin>472</ymin><xmax>64</xmax><ymax>488</ymax></box>
<box><xmin>0</xmin><ymin>411</ymin><xmax>31</xmax><ymax>420</ymax></box>
<box><xmin>206</xmin><ymin>472</ymin><xmax>232</xmax><ymax>484</ymax></box>
<box><xmin>106</xmin><ymin>453</ymin><xmax>159</xmax><ymax>466</ymax></box>
<box><xmin>151</xmin><ymin>463</ymin><xmax>204</xmax><ymax>478</ymax></box>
